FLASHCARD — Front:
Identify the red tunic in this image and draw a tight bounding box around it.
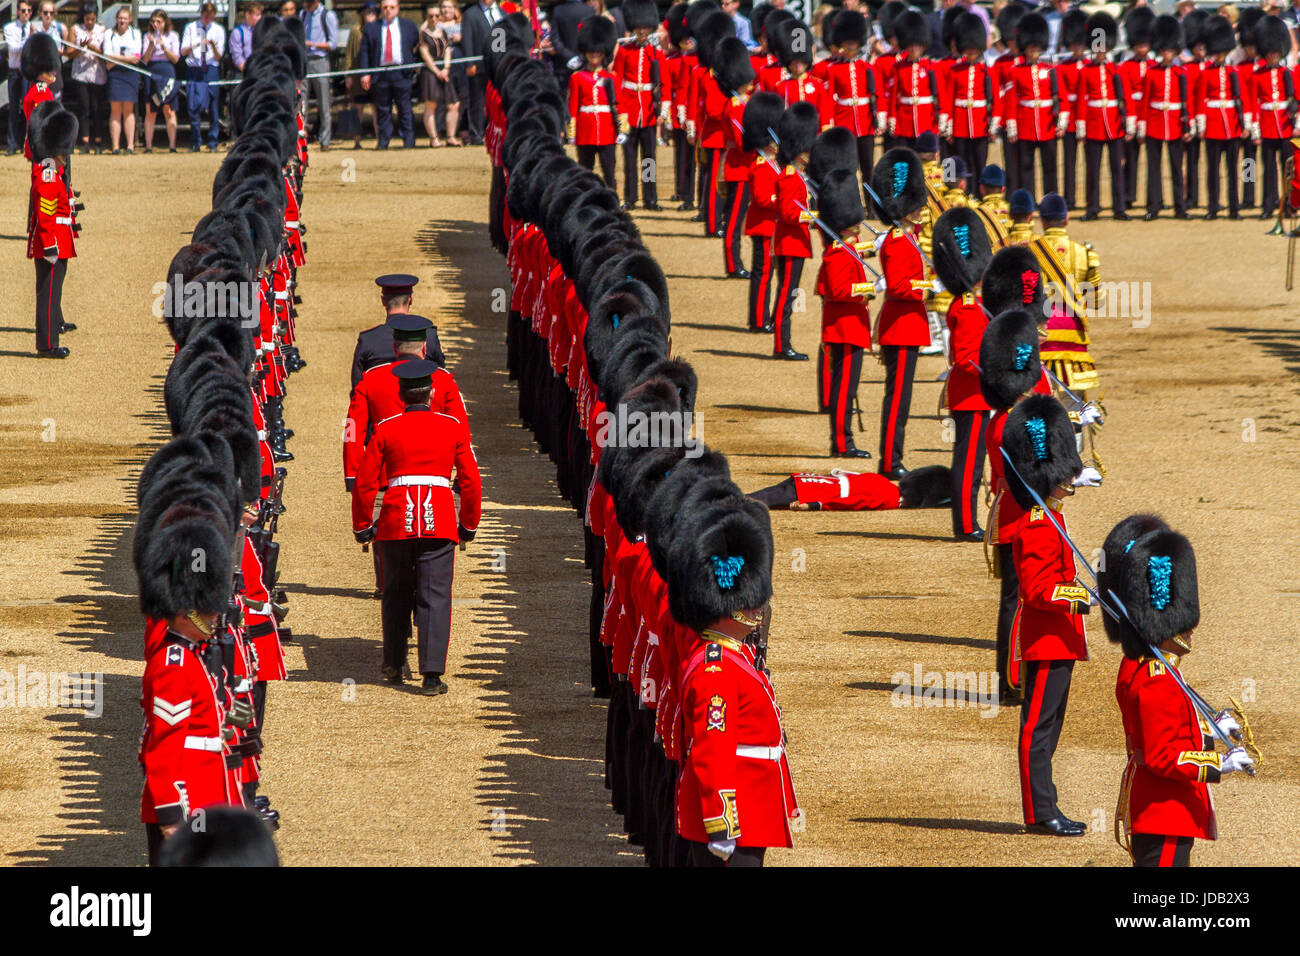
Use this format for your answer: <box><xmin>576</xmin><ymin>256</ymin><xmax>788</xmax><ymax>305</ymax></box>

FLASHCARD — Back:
<box><xmin>823</xmin><ymin>57</ymin><xmax>877</xmax><ymax>135</ymax></box>
<box><xmin>611</xmin><ymin>40</ymin><xmax>661</xmax><ymax>128</ymax></box>
<box><xmin>888</xmin><ymin>56</ymin><xmax>938</xmax><ymax>138</ymax></box>
<box><xmin>1118</xmin><ymin>54</ymin><xmax>1152</xmax><ymax>137</ymax></box>
<box><xmin>1005</xmin><ymin>59</ymin><xmax>1059</xmax><ymax>142</ymax></box>
<box><xmin>943</xmin><ymin>59</ymin><xmax>995</xmax><ymax>139</ymax></box>
<box><xmin>1009</xmin><ymin>503</ymin><xmax>1090</xmax><ymax>662</ymax></box>
<box><xmin>815</xmin><ymin>241</ymin><xmax>873</xmax><ymax>347</ymax></box>
<box><xmin>28</xmin><ymin>162</ymin><xmax>76</xmax><ymax>260</ymax></box>
<box><xmin>1116</xmin><ymin>654</ymin><xmax>1221</xmax><ymax>840</ymax></box>
<box><xmin>772</xmin><ymin>166</ymin><xmax>813</xmax><ymax>258</ymax></box>
<box><xmin>1078</xmin><ymin>60</ymin><xmax>1125</xmax><ymax>141</ymax></box>
<box><xmin>672</xmin><ymin>51</ymin><xmax>698</xmax><ymax>130</ymax></box>
<box><xmin>1245</xmin><ymin>62</ymin><xmax>1293</xmax><ymax>140</ymax></box>
<box><xmin>775</xmin><ymin>71</ymin><xmax>832</xmax><ymax>129</ymax></box>
<box><xmin>351</xmin><ymin>405</ymin><xmax>481</xmax><ymax>541</ymax></box>
<box><xmin>1194</xmin><ymin>63</ymin><xmax>1243</xmax><ymax>140</ymax></box>
<box><xmin>744</xmin><ymin>156</ymin><xmax>780</xmax><ymax>237</ymax></box>
<box><xmin>944</xmin><ymin>293</ymin><xmax>989</xmax><ymax>411</ymax></box>
<box><xmin>875</xmin><ymin>227</ymin><xmax>930</xmax><ymax>347</ymax></box>
<box><xmin>1056</xmin><ymin>55</ymin><xmax>1086</xmax><ymax>131</ymax></box>
<box><xmin>241</xmin><ymin>536</ymin><xmax>286</xmax><ymax>682</ymax></box>
<box><xmin>1140</xmin><ymin>64</ymin><xmax>1189</xmax><ymax>141</ymax></box>
<box><xmin>790</xmin><ymin>472</ymin><xmax>900</xmax><ymax>510</ymax></box>
<box><xmin>568</xmin><ymin>68</ymin><xmax>620</xmax><ymax>146</ymax></box>
<box><xmin>721</xmin><ymin>93</ymin><xmax>751</xmax><ymax>182</ymax></box>
<box><xmin>21</xmin><ymin>82</ymin><xmax>54</xmax><ymax>161</ymax></box>
<box><xmin>676</xmin><ymin>639</ymin><xmax>799</xmax><ymax>848</ymax></box>
<box><xmin>343</xmin><ymin>360</ymin><xmax>467</xmax><ymax>482</ymax></box>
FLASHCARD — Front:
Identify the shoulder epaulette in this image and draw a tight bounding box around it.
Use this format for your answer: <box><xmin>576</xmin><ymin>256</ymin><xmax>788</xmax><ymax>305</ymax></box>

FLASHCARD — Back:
<box><xmin>1148</xmin><ymin>659</ymin><xmax>1165</xmax><ymax>677</ymax></box>
<box><xmin>706</xmin><ymin>642</ymin><xmax>722</xmax><ymax>662</ymax></box>
<box><xmin>1029</xmin><ymin>505</ymin><xmax>1045</xmax><ymax>521</ymax></box>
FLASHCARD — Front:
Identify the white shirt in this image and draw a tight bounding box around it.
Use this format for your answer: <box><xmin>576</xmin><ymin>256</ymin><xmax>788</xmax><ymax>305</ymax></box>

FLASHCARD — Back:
<box><xmin>71</xmin><ymin>23</ymin><xmax>109</xmax><ymax>85</ymax></box>
<box><xmin>181</xmin><ymin>19</ymin><xmax>225</xmax><ymax>68</ymax></box>
<box><xmin>3</xmin><ymin>19</ymin><xmax>33</xmax><ymax>69</ymax></box>
<box><xmin>102</xmin><ymin>26</ymin><xmax>143</xmax><ymax>64</ymax></box>
<box><xmin>480</xmin><ymin>2</ymin><xmax>502</xmax><ymax>26</ymax></box>
<box><xmin>381</xmin><ymin>17</ymin><xmax>405</xmax><ymax>65</ymax></box>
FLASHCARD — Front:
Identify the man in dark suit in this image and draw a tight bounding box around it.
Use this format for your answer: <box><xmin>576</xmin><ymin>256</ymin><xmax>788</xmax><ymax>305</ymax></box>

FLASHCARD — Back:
<box><xmin>550</xmin><ymin>0</ymin><xmax>594</xmax><ymax>98</ymax></box>
<box><xmin>352</xmin><ymin>275</ymin><xmax>446</xmax><ymax>394</ymax></box>
<box><xmin>460</xmin><ymin>0</ymin><xmax>505</xmax><ymax>147</ymax></box>
<box><xmin>358</xmin><ymin>0</ymin><xmax>419</xmax><ymax>148</ymax></box>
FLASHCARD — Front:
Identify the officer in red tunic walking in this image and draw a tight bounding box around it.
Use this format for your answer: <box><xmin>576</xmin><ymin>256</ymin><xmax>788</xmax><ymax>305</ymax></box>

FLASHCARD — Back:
<box><xmin>567</xmin><ymin>17</ymin><xmax>624</xmax><ymax>189</ymax></box>
<box><xmin>871</xmin><ymin>147</ymin><xmax>934</xmax><ymax>479</ymax></box>
<box><xmin>667</xmin><ymin>491</ymin><xmax>800</xmax><ymax>867</ymax></box>
<box><xmin>814</xmin><ymin>167</ymin><xmax>875</xmax><ymax>458</ymax></box>
<box><xmin>352</xmin><ymin>360</ymin><xmax>481</xmax><ymax>696</ymax></box>
<box><xmin>1103</xmin><ymin>521</ymin><xmax>1255</xmax><ymax>866</ymax></box>
<box><xmin>1002</xmin><ymin>393</ymin><xmax>1089</xmax><ymax>836</ymax></box>
<box><xmin>612</xmin><ymin>0</ymin><xmax>662</xmax><ymax>211</ymax></box>
<box><xmin>27</xmin><ymin>100</ymin><xmax>77</xmax><ymax>359</ymax></box>
<box><xmin>931</xmin><ymin>206</ymin><xmax>992</xmax><ymax>540</ymax></box>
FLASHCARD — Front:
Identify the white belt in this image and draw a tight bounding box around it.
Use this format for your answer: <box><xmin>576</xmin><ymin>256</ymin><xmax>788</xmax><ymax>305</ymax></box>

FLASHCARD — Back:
<box><xmin>954</xmin><ymin>99</ymin><xmax>987</xmax><ymax>108</ymax></box>
<box><xmin>835</xmin><ymin>96</ymin><xmax>871</xmax><ymax>106</ymax></box>
<box><xmin>580</xmin><ymin>105</ymin><xmax>612</xmax><ymax>113</ymax></box>
<box><xmin>1021</xmin><ymin>99</ymin><xmax>1053</xmax><ymax>108</ymax></box>
<box><xmin>184</xmin><ymin>735</ymin><xmax>223</xmax><ymax>752</ymax></box>
<box><xmin>387</xmin><ymin>475</ymin><xmax>451</xmax><ymax>488</ymax></box>
<box><xmin>1149</xmin><ymin>101</ymin><xmax>1182</xmax><ymax>110</ymax></box>
<box><xmin>736</xmin><ymin>744</ymin><xmax>784</xmax><ymax>760</ymax></box>
<box><xmin>257</xmin><ymin>428</ymin><xmax>268</xmax><ymax>441</ymax></box>
<box><xmin>621</xmin><ymin>81</ymin><xmax>652</xmax><ymax>91</ymax></box>
<box><xmin>1131</xmin><ymin>93</ymin><xmax>1143</xmax><ymax>101</ymax></box>
<box><xmin>1260</xmin><ymin>101</ymin><xmax>1288</xmax><ymax>110</ymax></box>
<box><xmin>274</xmin><ymin>291</ymin><xmax>289</xmax><ymax>300</ymax></box>
<box><xmin>898</xmin><ymin>95</ymin><xmax>933</xmax><ymax>105</ymax></box>
<box><xmin>285</xmin><ymin>219</ymin><xmax>299</xmax><ymax>229</ymax></box>
<box><xmin>261</xmin><ymin>343</ymin><xmax>274</xmax><ymax>353</ymax></box>
<box><xmin>837</xmin><ymin>473</ymin><xmax>850</xmax><ymax>498</ymax></box>
<box><xmin>1067</xmin><ymin>94</ymin><xmax>1077</xmax><ymax>102</ymax></box>
<box><xmin>1086</xmin><ymin>99</ymin><xmax>1118</xmax><ymax>108</ymax></box>
<box><xmin>55</xmin><ymin>216</ymin><xmax>73</xmax><ymax>225</ymax></box>
<box><xmin>1204</xmin><ymin>99</ymin><xmax>1235</xmax><ymax>109</ymax></box>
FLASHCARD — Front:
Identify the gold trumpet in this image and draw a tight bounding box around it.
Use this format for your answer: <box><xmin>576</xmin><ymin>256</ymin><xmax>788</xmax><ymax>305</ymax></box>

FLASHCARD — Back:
<box><xmin>1228</xmin><ymin>696</ymin><xmax>1264</xmax><ymax>771</ymax></box>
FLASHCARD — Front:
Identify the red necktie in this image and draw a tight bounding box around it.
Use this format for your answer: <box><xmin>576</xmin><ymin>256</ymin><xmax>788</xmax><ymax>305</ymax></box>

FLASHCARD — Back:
<box><xmin>384</xmin><ymin>23</ymin><xmax>393</xmax><ymax>64</ymax></box>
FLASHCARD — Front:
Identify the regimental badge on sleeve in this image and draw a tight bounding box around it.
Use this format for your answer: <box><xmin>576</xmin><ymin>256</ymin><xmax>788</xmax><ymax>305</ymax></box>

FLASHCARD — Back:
<box><xmin>166</xmin><ymin>645</ymin><xmax>184</xmax><ymax>667</ymax></box>
<box><xmin>706</xmin><ymin>694</ymin><xmax>727</xmax><ymax>732</ymax></box>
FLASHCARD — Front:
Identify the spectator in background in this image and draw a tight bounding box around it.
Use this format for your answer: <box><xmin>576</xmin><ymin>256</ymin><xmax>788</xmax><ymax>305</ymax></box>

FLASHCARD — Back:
<box><xmin>724</xmin><ymin>0</ymin><xmax>760</xmax><ymax>52</ymax></box>
<box><xmin>4</xmin><ymin>0</ymin><xmax>34</xmax><ymax>154</ymax></box>
<box><xmin>35</xmin><ymin>0</ymin><xmax>64</xmax><ymax>96</ymax></box>
<box><xmin>1045</xmin><ymin>0</ymin><xmax>1073</xmax><ymax>57</ymax></box>
<box><xmin>345</xmin><ymin>1</ymin><xmax>380</xmax><ymax>148</ymax></box>
<box><xmin>439</xmin><ymin>0</ymin><xmax>468</xmax><ymax>143</ymax></box>
<box><xmin>103</xmin><ymin>6</ymin><xmax>142</xmax><ymax>153</ymax></box>
<box><xmin>419</xmin><ymin>2</ymin><xmax>460</xmax><ymax>147</ymax></box>
<box><xmin>181</xmin><ymin>2</ymin><xmax>225</xmax><ymax>151</ymax></box>
<box><xmin>280</xmin><ymin>1</ymin><xmax>298</xmax><ymax>17</ymax></box>
<box><xmin>358</xmin><ymin>0</ymin><xmax>420</xmax><ymax>149</ymax></box>
<box><xmin>549</xmin><ymin>0</ymin><xmax>593</xmax><ymax>99</ymax></box>
<box><xmin>461</xmin><ymin>0</ymin><xmax>504</xmax><ymax>147</ymax></box>
<box><xmin>301</xmin><ymin>0</ymin><xmax>338</xmax><ymax>149</ymax></box>
<box><xmin>590</xmin><ymin>0</ymin><xmax>624</xmax><ymax>35</ymax></box>
<box><xmin>68</xmin><ymin>2</ymin><xmax>109</xmax><ymax>154</ymax></box>
<box><xmin>230</xmin><ymin>2</ymin><xmax>263</xmax><ymax>72</ymax></box>
<box><xmin>142</xmin><ymin>10</ymin><xmax>180</xmax><ymax>152</ymax></box>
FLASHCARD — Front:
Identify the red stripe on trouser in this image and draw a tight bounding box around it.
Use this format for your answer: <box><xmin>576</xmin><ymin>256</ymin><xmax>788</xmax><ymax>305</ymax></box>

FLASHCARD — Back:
<box><xmin>751</xmin><ymin>240</ymin><xmax>771</xmax><ymax>328</ymax></box>
<box><xmin>834</xmin><ymin>347</ymin><xmax>852</xmax><ymax>451</ymax></box>
<box><xmin>724</xmin><ymin>185</ymin><xmax>744</xmax><ymax>272</ymax></box>
<box><xmin>882</xmin><ymin>352</ymin><xmax>905</xmax><ymax>467</ymax></box>
<box><xmin>1019</xmin><ymin>661</ymin><xmax>1048</xmax><ymax>823</ymax></box>
<box><xmin>1008</xmin><ymin>605</ymin><xmax>1021</xmax><ymax>690</ymax></box>
<box><xmin>773</xmin><ymin>260</ymin><xmax>795</xmax><ymax>350</ymax></box>
<box><xmin>959</xmin><ymin>416</ymin><xmax>979</xmax><ymax>532</ymax></box>
<box><xmin>820</xmin><ymin>346</ymin><xmax>832</xmax><ymax>409</ymax></box>
<box><xmin>41</xmin><ymin>262</ymin><xmax>56</xmax><ymax>351</ymax></box>
<box><xmin>1158</xmin><ymin>835</ymin><xmax>1179</xmax><ymax>867</ymax></box>
<box><xmin>704</xmin><ymin>151</ymin><xmax>720</xmax><ymax>232</ymax></box>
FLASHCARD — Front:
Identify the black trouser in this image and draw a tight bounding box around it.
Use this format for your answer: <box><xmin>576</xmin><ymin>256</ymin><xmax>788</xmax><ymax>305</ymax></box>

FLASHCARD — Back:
<box><xmin>1185</xmin><ymin>137</ymin><xmax>1201</xmax><ymax>208</ymax></box>
<box><xmin>950</xmin><ymin>409</ymin><xmax>985</xmax><ymax>536</ymax></box>
<box><xmin>702</xmin><ymin>147</ymin><xmax>723</xmax><ymax>234</ymax></box>
<box><xmin>372</xmin><ymin>76</ymin><xmax>415</xmax><ymax>148</ymax></box>
<box><xmin>377</xmin><ymin>537</ymin><xmax>455</xmax><ymax>676</ymax></box>
<box><xmin>878</xmin><ymin>345</ymin><xmax>918</xmax><ymax>472</ymax></box>
<box><xmin>770</xmin><ymin>255</ymin><xmax>804</xmax><ymax>353</ymax></box>
<box><xmin>748</xmin><ymin>476</ymin><xmax>798</xmax><ymax>509</ymax></box>
<box><xmin>1062</xmin><ymin>130</ymin><xmax>1079</xmax><ymax>207</ymax></box>
<box><xmin>622</xmin><ymin>124</ymin><xmax>657</xmax><ymax>206</ymax></box>
<box><xmin>1145</xmin><ymin>138</ymin><xmax>1186</xmax><ymax>216</ymax></box>
<box><xmin>673</xmin><ymin>127</ymin><xmax>694</xmax><ymax>202</ymax></box>
<box><xmin>1017</xmin><ymin>138</ymin><xmax>1057</xmax><ymax>198</ymax></box>
<box><xmin>253</xmin><ymin>679</ymin><xmax>268</xmax><ymax>737</ymax></box>
<box><xmin>1003</xmin><ymin>133</ymin><xmax>1020</xmax><ymax>193</ymax></box>
<box><xmin>146</xmin><ymin>822</ymin><xmax>166</xmax><ymax>867</ymax></box>
<box><xmin>577</xmin><ymin>143</ymin><xmax>616</xmax><ymax>189</ymax></box>
<box><xmin>996</xmin><ymin>543</ymin><xmax>1018</xmax><ymax>693</ymax></box>
<box><xmin>1259</xmin><ymin>137</ymin><xmax>1286</xmax><ymax>215</ymax></box>
<box><xmin>688</xmin><ymin>841</ymin><xmax>766</xmax><ymax>867</ymax></box>
<box><xmin>466</xmin><ymin>71</ymin><xmax>487</xmax><ymax>143</ymax></box>
<box><xmin>826</xmin><ymin>342</ymin><xmax>864</xmax><ymax>453</ymax></box>
<box><xmin>856</xmin><ymin>134</ymin><xmax>877</xmax><ymax>198</ymax></box>
<box><xmin>1123</xmin><ymin>135</ymin><xmax>1141</xmax><ymax>208</ymax></box>
<box><xmin>953</xmin><ymin>137</ymin><xmax>987</xmax><ymax>196</ymax></box>
<box><xmin>721</xmin><ymin>180</ymin><xmax>749</xmax><ymax>274</ymax></box>
<box><xmin>748</xmin><ymin>236</ymin><xmax>772</xmax><ymax>330</ymax></box>
<box><xmin>68</xmin><ymin>79</ymin><xmax>107</xmax><ymax>148</ymax></box>
<box><xmin>1204</xmin><ymin>138</ymin><xmax>1239</xmax><ymax>216</ymax></box>
<box><xmin>7</xmin><ymin>72</ymin><xmax>28</xmax><ymax>151</ymax></box>
<box><xmin>1130</xmin><ymin>833</ymin><xmax>1194</xmax><ymax>867</ymax></box>
<box><xmin>35</xmin><ymin>257</ymin><xmax>67</xmax><ymax>353</ymax></box>
<box><xmin>1084</xmin><ymin>138</ymin><xmax>1125</xmax><ymax>216</ymax></box>
<box><xmin>1240</xmin><ymin>139</ymin><xmax>1256</xmax><ymax>208</ymax></box>
<box><xmin>1019</xmin><ymin>658</ymin><xmax>1074</xmax><ymax>825</ymax></box>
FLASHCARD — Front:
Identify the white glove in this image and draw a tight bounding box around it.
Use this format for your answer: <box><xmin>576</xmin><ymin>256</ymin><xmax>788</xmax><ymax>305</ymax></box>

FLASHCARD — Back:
<box><xmin>930</xmin><ymin>278</ymin><xmax>945</xmax><ymax>294</ymax></box>
<box><xmin>616</xmin><ymin>132</ymin><xmax>628</xmax><ymax>146</ymax></box>
<box><xmin>707</xmin><ymin>838</ymin><xmax>737</xmax><ymax>861</ymax></box>
<box><xmin>1087</xmin><ymin>589</ymin><xmax>1100</xmax><ymax>607</ymax></box>
<box><xmin>1073</xmin><ymin>465</ymin><xmax>1103</xmax><ymax>488</ymax></box>
<box><xmin>989</xmin><ymin>118</ymin><xmax>1002</xmax><ymax>138</ymax></box>
<box><xmin>1220</xmin><ymin>747</ymin><xmax>1255</xmax><ymax>776</ymax></box>
<box><xmin>566</xmin><ymin>55</ymin><xmax>582</xmax><ymax>71</ymax></box>
<box><xmin>1076</xmin><ymin>120</ymin><xmax>1086</xmax><ymax>139</ymax></box>
<box><xmin>1214</xmin><ymin>710</ymin><xmax>1243</xmax><ymax>741</ymax></box>
<box><xmin>871</xmin><ymin>232</ymin><xmax>888</xmax><ymax>252</ymax></box>
<box><xmin>875</xmin><ymin>111</ymin><xmax>888</xmax><ymax>133</ymax></box>
<box><xmin>873</xmin><ymin>275</ymin><xmax>887</xmax><ymax>294</ymax></box>
<box><xmin>1076</xmin><ymin>401</ymin><xmax>1104</xmax><ymax>427</ymax></box>
<box><xmin>659</xmin><ymin>103</ymin><xmax>671</xmax><ymax>126</ymax></box>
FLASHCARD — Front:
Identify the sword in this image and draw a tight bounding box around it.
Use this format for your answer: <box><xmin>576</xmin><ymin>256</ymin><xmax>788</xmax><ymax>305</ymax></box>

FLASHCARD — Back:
<box><xmin>795</xmin><ymin>200</ymin><xmax>881</xmax><ymax>277</ymax></box>
<box><xmin>56</xmin><ymin>37</ymin><xmax>175</xmax><ymax>106</ymax></box>
<box><xmin>861</xmin><ymin>176</ymin><xmax>936</xmax><ymax>272</ymax></box>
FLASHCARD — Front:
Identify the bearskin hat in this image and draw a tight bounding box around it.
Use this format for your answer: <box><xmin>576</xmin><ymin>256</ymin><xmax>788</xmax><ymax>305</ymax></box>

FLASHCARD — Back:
<box><xmin>1237</xmin><ymin>6</ymin><xmax>1266</xmax><ymax>49</ymax></box>
<box><xmin>693</xmin><ymin>9</ymin><xmax>737</xmax><ymax>69</ymax></box>
<box><xmin>775</xmin><ymin>101</ymin><xmax>819</xmax><ymax>167</ymax></box>
<box><xmin>995</xmin><ymin>2</ymin><xmax>1026</xmax><ymax>50</ymax></box>
<box><xmin>714</xmin><ymin>36</ymin><xmax>756</xmax><ymax>95</ymax></box>
<box><xmin>899</xmin><ymin>465</ymin><xmax>953</xmax><ymax>509</ymax></box>
<box><xmin>1124</xmin><ymin>6</ymin><xmax>1155</xmax><ymax>49</ymax></box>
<box><xmin>599</xmin><ymin>330</ymin><xmax>669</xmax><ymax>408</ymax></box>
<box><xmin>979</xmin><ymin>309</ymin><xmax>1042</xmax><ymax>410</ymax></box>
<box><xmin>818</xmin><ymin>168</ymin><xmax>866</xmax><ymax>235</ymax></box>
<box><xmin>1183</xmin><ymin>9</ymin><xmax>1212</xmax><ymax>50</ymax></box>
<box><xmin>1201</xmin><ymin>14</ymin><xmax>1234</xmax><ymax>56</ymax></box>
<box><xmin>137</xmin><ymin>507</ymin><xmax>234</xmax><ymax>620</ymax></box>
<box><xmin>940</xmin><ymin>7</ymin><xmax>963</xmax><ymax>50</ymax></box>
<box><xmin>1002</xmin><ymin>394</ymin><xmax>1081</xmax><ymax>510</ymax></box>
<box><xmin>1254</xmin><ymin>15</ymin><xmax>1290</xmax><ymax>57</ymax></box>
<box><xmin>644</xmin><ymin>450</ymin><xmax>732</xmax><ymax>571</ymax></box>
<box><xmin>831</xmin><ymin>9</ymin><xmax>869</xmax><ymax>49</ymax></box>
<box><xmin>893</xmin><ymin>9</ymin><xmax>930</xmax><ymax>51</ymax></box>
<box><xmin>623</xmin><ymin>0</ymin><xmax>660</xmax><ymax>32</ymax></box>
<box><xmin>667</xmin><ymin>495</ymin><xmax>774</xmax><ymax>631</ymax></box>
<box><xmin>27</xmin><ymin>101</ymin><xmax>78</xmax><ymax>162</ymax></box>
<box><xmin>982</xmin><ymin>245</ymin><xmax>1046</xmax><ymax>318</ymax></box>
<box><xmin>1120</xmin><ymin>529</ymin><xmax>1200</xmax><ymax>652</ymax></box>
<box><xmin>611</xmin><ymin>444</ymin><xmax>688</xmax><ymax>538</ymax></box>
<box><xmin>1061</xmin><ymin>9</ymin><xmax>1089</xmax><ymax>49</ymax></box>
<box><xmin>871</xmin><ymin>147</ymin><xmax>926</xmax><ymax>223</ymax></box>
<box><xmin>878</xmin><ymin>0</ymin><xmax>909</xmax><ymax>41</ymax></box>
<box><xmin>589</xmin><ymin>248</ymin><xmax>670</xmax><ymax>321</ymax></box>
<box><xmin>1099</xmin><ymin>514</ymin><xmax>1171</xmax><ymax>655</ymax></box>
<box><xmin>742</xmin><ymin>91</ymin><xmax>784</xmax><ymax>152</ymax></box>
<box><xmin>577</xmin><ymin>15</ymin><xmax>617</xmax><ymax>58</ymax></box>
<box><xmin>666</xmin><ymin>2</ymin><xmax>691</xmax><ymax>47</ymax></box>
<box><xmin>954</xmin><ymin>11</ymin><xmax>987</xmax><ymax>53</ymax></box>
<box><xmin>932</xmin><ymin>207</ymin><xmax>993</xmax><ymax>298</ymax></box>
<box><xmin>1016</xmin><ymin>12</ymin><xmax>1049</xmax><ymax>53</ymax></box>
<box><xmin>808</xmin><ymin>126</ymin><xmax>859</xmax><ymax>189</ymax></box>
<box><xmin>1151</xmin><ymin>15</ymin><xmax>1184</xmax><ymax>55</ymax></box>
<box><xmin>21</xmin><ymin>32</ymin><xmax>60</xmax><ymax>81</ymax></box>
<box><xmin>585</xmin><ymin>280</ymin><xmax>667</xmax><ymax>384</ymax></box>
<box><xmin>484</xmin><ymin>13</ymin><xmax>536</xmax><ymax>81</ymax></box>
<box><xmin>770</xmin><ymin>17</ymin><xmax>814</xmax><ymax>68</ymax></box>
<box><xmin>761</xmin><ymin>7</ymin><xmax>794</xmax><ymax>44</ymax></box>
<box><xmin>635</xmin><ymin>357</ymin><xmax>698</xmax><ymax>414</ymax></box>
<box><xmin>595</xmin><ymin>375</ymin><xmax>682</xmax><ymax>488</ymax></box>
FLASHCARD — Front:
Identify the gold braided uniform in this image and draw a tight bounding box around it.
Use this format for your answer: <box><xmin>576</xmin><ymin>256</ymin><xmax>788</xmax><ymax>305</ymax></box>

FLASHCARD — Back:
<box><xmin>1033</xmin><ymin>225</ymin><xmax>1102</xmax><ymax>393</ymax></box>
<box><xmin>1007</xmin><ymin>221</ymin><xmax>1038</xmax><ymax>245</ymax></box>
